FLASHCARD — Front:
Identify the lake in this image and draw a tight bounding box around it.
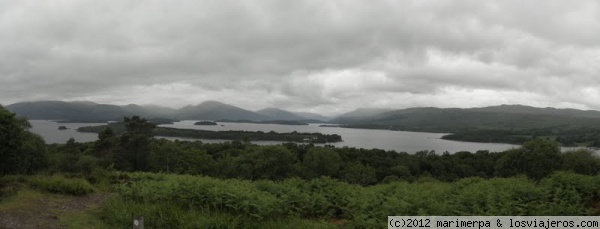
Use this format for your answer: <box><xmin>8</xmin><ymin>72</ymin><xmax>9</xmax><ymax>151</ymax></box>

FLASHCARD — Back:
<box><xmin>29</xmin><ymin>120</ymin><xmax>520</xmax><ymax>153</ymax></box>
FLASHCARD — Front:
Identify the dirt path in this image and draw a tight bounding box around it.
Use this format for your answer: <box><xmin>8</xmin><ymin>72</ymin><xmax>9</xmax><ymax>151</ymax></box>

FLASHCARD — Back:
<box><xmin>0</xmin><ymin>191</ymin><xmax>110</xmax><ymax>229</ymax></box>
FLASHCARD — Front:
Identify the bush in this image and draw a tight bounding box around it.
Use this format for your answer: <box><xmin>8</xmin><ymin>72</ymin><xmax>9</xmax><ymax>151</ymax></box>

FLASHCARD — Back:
<box><xmin>29</xmin><ymin>175</ymin><xmax>95</xmax><ymax>195</ymax></box>
<box><xmin>98</xmin><ymin>172</ymin><xmax>600</xmax><ymax>228</ymax></box>
<box><xmin>561</xmin><ymin>149</ymin><xmax>600</xmax><ymax>175</ymax></box>
<box><xmin>0</xmin><ymin>175</ymin><xmax>25</xmax><ymax>201</ymax></box>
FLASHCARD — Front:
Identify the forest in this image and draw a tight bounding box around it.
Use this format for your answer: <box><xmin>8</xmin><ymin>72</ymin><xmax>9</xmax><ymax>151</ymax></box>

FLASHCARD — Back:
<box><xmin>1</xmin><ymin>105</ymin><xmax>600</xmax><ymax>228</ymax></box>
<box><xmin>77</xmin><ymin>122</ymin><xmax>342</xmax><ymax>144</ymax></box>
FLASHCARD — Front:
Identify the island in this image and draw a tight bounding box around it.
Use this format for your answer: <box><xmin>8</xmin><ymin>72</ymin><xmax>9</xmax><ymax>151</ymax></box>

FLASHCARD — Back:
<box><xmin>58</xmin><ymin>126</ymin><xmax>68</xmax><ymax>130</ymax></box>
<box><xmin>194</xmin><ymin>121</ymin><xmax>218</xmax><ymax>125</ymax></box>
<box><xmin>77</xmin><ymin>123</ymin><xmax>342</xmax><ymax>143</ymax></box>
<box><xmin>319</xmin><ymin>124</ymin><xmax>340</xmax><ymax>127</ymax></box>
<box><xmin>216</xmin><ymin>119</ymin><xmax>309</xmax><ymax>125</ymax></box>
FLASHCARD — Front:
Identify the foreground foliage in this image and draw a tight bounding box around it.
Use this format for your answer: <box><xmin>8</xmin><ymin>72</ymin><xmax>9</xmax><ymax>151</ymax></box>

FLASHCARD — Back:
<box><xmin>3</xmin><ymin>107</ymin><xmax>600</xmax><ymax>228</ymax></box>
<box><xmin>98</xmin><ymin>171</ymin><xmax>600</xmax><ymax>228</ymax></box>
<box><xmin>29</xmin><ymin>175</ymin><xmax>95</xmax><ymax>196</ymax></box>
<box><xmin>78</xmin><ymin>123</ymin><xmax>343</xmax><ymax>143</ymax></box>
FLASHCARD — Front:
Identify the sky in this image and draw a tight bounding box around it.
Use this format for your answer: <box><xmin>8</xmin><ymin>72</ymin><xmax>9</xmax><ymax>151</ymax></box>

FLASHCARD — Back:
<box><xmin>1</xmin><ymin>0</ymin><xmax>599</xmax><ymax>116</ymax></box>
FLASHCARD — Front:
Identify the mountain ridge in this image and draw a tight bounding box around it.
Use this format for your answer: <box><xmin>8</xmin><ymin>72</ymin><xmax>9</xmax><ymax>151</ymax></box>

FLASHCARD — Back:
<box><xmin>5</xmin><ymin>100</ymin><xmax>331</xmax><ymax>122</ymax></box>
<box><xmin>255</xmin><ymin>108</ymin><xmax>307</xmax><ymax>121</ymax></box>
<box><xmin>330</xmin><ymin>104</ymin><xmax>600</xmax><ymax>133</ymax></box>
<box><xmin>7</xmin><ymin>101</ymin><xmax>600</xmax><ymax>131</ymax></box>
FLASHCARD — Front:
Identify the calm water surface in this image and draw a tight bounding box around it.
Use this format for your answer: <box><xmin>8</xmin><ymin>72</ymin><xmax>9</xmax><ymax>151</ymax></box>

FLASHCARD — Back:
<box><xmin>35</xmin><ymin>120</ymin><xmax>519</xmax><ymax>153</ymax></box>
<box><xmin>29</xmin><ymin>120</ymin><xmax>106</xmax><ymax>144</ymax></box>
<box><xmin>160</xmin><ymin>121</ymin><xmax>519</xmax><ymax>153</ymax></box>
<box><xmin>29</xmin><ymin>120</ymin><xmax>596</xmax><ymax>154</ymax></box>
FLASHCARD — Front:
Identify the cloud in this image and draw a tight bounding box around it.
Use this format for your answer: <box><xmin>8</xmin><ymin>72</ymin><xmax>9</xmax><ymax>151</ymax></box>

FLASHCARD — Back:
<box><xmin>1</xmin><ymin>0</ymin><xmax>599</xmax><ymax>115</ymax></box>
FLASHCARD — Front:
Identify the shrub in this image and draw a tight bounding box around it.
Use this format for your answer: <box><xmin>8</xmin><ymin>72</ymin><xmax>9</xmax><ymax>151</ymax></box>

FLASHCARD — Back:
<box><xmin>29</xmin><ymin>175</ymin><xmax>95</xmax><ymax>195</ymax></box>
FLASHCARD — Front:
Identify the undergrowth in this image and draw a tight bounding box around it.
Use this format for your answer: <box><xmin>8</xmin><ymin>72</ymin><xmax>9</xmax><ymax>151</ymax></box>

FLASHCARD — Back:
<box><xmin>29</xmin><ymin>175</ymin><xmax>95</xmax><ymax>196</ymax></box>
<box><xmin>97</xmin><ymin>171</ymin><xmax>600</xmax><ymax>228</ymax></box>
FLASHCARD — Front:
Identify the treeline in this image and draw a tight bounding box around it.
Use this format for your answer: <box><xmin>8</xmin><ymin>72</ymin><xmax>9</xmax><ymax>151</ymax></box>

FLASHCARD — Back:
<box><xmin>0</xmin><ymin>106</ymin><xmax>48</xmax><ymax>175</ymax></box>
<box><xmin>216</xmin><ymin>119</ymin><xmax>309</xmax><ymax>125</ymax></box>
<box><xmin>443</xmin><ymin>127</ymin><xmax>600</xmax><ymax>146</ymax></box>
<box><xmin>2</xmin><ymin>105</ymin><xmax>600</xmax><ymax>185</ymax></box>
<box><xmin>43</xmin><ymin>136</ymin><xmax>599</xmax><ymax>185</ymax></box>
<box><xmin>78</xmin><ymin>123</ymin><xmax>342</xmax><ymax>143</ymax></box>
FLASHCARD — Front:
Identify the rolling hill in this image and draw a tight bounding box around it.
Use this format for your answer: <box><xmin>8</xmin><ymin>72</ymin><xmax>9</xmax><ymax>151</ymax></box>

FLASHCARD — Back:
<box><xmin>176</xmin><ymin>101</ymin><xmax>267</xmax><ymax>121</ymax></box>
<box><xmin>6</xmin><ymin>101</ymin><xmax>176</xmax><ymax>123</ymax></box>
<box><xmin>255</xmin><ymin>108</ymin><xmax>306</xmax><ymax>121</ymax></box>
<box><xmin>331</xmin><ymin>105</ymin><xmax>600</xmax><ymax>132</ymax></box>
<box><xmin>6</xmin><ymin>101</ymin><xmax>126</xmax><ymax>122</ymax></box>
<box><xmin>5</xmin><ymin>100</ymin><xmax>320</xmax><ymax>122</ymax></box>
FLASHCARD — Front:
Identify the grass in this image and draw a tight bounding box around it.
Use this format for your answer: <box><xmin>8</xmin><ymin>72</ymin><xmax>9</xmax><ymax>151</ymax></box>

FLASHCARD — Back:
<box><xmin>29</xmin><ymin>175</ymin><xmax>95</xmax><ymax>195</ymax></box>
<box><xmin>93</xmin><ymin>171</ymin><xmax>600</xmax><ymax>228</ymax></box>
<box><xmin>99</xmin><ymin>196</ymin><xmax>337</xmax><ymax>229</ymax></box>
<box><xmin>2</xmin><ymin>172</ymin><xmax>600</xmax><ymax>228</ymax></box>
<box><xmin>0</xmin><ymin>176</ymin><xmax>109</xmax><ymax>229</ymax></box>
<box><xmin>59</xmin><ymin>209</ymin><xmax>109</xmax><ymax>229</ymax></box>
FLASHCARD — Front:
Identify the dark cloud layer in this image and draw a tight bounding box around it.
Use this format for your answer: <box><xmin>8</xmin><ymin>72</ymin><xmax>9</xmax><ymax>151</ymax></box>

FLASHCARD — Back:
<box><xmin>1</xmin><ymin>0</ymin><xmax>599</xmax><ymax>115</ymax></box>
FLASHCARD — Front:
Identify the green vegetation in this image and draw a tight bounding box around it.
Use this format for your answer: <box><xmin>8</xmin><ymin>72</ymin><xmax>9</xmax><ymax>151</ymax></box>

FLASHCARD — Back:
<box><xmin>78</xmin><ymin>122</ymin><xmax>342</xmax><ymax>143</ymax></box>
<box><xmin>334</xmin><ymin>105</ymin><xmax>600</xmax><ymax>146</ymax></box>
<box><xmin>97</xmin><ymin>172</ymin><xmax>600</xmax><ymax>228</ymax></box>
<box><xmin>0</xmin><ymin>105</ymin><xmax>48</xmax><ymax>175</ymax></box>
<box><xmin>194</xmin><ymin>121</ymin><xmax>218</xmax><ymax>125</ymax></box>
<box><xmin>29</xmin><ymin>175</ymin><xmax>95</xmax><ymax>196</ymax></box>
<box><xmin>217</xmin><ymin>119</ymin><xmax>309</xmax><ymax>125</ymax></box>
<box><xmin>442</xmin><ymin>127</ymin><xmax>600</xmax><ymax>146</ymax></box>
<box><xmin>2</xmin><ymin>105</ymin><xmax>600</xmax><ymax>228</ymax></box>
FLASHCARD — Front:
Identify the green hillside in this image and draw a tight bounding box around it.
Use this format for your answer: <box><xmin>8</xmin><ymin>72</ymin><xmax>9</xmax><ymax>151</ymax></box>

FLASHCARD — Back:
<box><xmin>332</xmin><ymin>105</ymin><xmax>600</xmax><ymax>146</ymax></box>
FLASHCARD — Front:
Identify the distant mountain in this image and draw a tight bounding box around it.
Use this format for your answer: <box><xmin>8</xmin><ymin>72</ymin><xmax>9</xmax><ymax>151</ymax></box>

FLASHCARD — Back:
<box><xmin>7</xmin><ymin>100</ymin><xmax>330</xmax><ymax>122</ymax></box>
<box><xmin>122</xmin><ymin>104</ymin><xmax>177</xmax><ymax>118</ymax></box>
<box><xmin>255</xmin><ymin>108</ymin><xmax>306</xmax><ymax>121</ymax></box>
<box><xmin>7</xmin><ymin>101</ymin><xmax>125</xmax><ymax>122</ymax></box>
<box><xmin>331</xmin><ymin>104</ymin><xmax>600</xmax><ymax>132</ymax></box>
<box><xmin>16</xmin><ymin>100</ymin><xmax>600</xmax><ymax>132</ymax></box>
<box><xmin>177</xmin><ymin>101</ymin><xmax>267</xmax><ymax>121</ymax></box>
<box><xmin>6</xmin><ymin>101</ymin><xmax>176</xmax><ymax>122</ymax></box>
<box><xmin>292</xmin><ymin>112</ymin><xmax>332</xmax><ymax>122</ymax></box>
<box><xmin>331</xmin><ymin>108</ymin><xmax>393</xmax><ymax>123</ymax></box>
<box><xmin>473</xmin><ymin>104</ymin><xmax>600</xmax><ymax>118</ymax></box>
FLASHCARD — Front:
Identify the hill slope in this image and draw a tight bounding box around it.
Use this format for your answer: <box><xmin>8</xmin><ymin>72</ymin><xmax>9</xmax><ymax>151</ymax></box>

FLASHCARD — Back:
<box><xmin>6</xmin><ymin>101</ymin><xmax>125</xmax><ymax>122</ymax></box>
<box><xmin>255</xmin><ymin>108</ymin><xmax>307</xmax><ymax>121</ymax></box>
<box><xmin>332</xmin><ymin>105</ymin><xmax>600</xmax><ymax>132</ymax></box>
<box><xmin>292</xmin><ymin>112</ymin><xmax>332</xmax><ymax>122</ymax></box>
<box><xmin>6</xmin><ymin>101</ymin><xmax>176</xmax><ymax>122</ymax></box>
<box><xmin>177</xmin><ymin>101</ymin><xmax>267</xmax><ymax>121</ymax></box>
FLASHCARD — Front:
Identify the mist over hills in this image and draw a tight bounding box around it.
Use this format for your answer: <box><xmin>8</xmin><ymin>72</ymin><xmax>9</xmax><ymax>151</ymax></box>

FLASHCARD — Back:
<box><xmin>330</xmin><ymin>104</ymin><xmax>600</xmax><ymax>132</ymax></box>
<box><xmin>6</xmin><ymin>101</ymin><xmax>129</xmax><ymax>122</ymax></box>
<box><xmin>4</xmin><ymin>100</ymin><xmax>330</xmax><ymax>123</ymax></box>
<box><xmin>331</xmin><ymin>108</ymin><xmax>394</xmax><ymax>123</ymax></box>
<box><xmin>256</xmin><ymin>108</ymin><xmax>306</xmax><ymax>121</ymax></box>
<box><xmin>7</xmin><ymin>100</ymin><xmax>600</xmax><ymax>135</ymax></box>
<box><xmin>177</xmin><ymin>101</ymin><xmax>266</xmax><ymax>121</ymax></box>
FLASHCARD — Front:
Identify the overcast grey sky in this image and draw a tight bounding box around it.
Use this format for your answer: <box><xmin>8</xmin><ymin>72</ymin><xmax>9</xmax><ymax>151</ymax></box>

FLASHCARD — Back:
<box><xmin>1</xmin><ymin>0</ymin><xmax>599</xmax><ymax>115</ymax></box>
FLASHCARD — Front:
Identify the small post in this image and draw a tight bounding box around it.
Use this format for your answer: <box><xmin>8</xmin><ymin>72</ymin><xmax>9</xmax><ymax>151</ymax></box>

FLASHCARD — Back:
<box><xmin>133</xmin><ymin>215</ymin><xmax>144</xmax><ymax>229</ymax></box>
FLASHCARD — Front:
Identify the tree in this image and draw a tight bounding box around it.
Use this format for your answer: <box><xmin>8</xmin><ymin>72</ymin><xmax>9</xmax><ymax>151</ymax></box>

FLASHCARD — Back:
<box><xmin>341</xmin><ymin>162</ymin><xmax>377</xmax><ymax>186</ymax></box>
<box><xmin>237</xmin><ymin>146</ymin><xmax>297</xmax><ymax>180</ymax></box>
<box><xmin>116</xmin><ymin>116</ymin><xmax>156</xmax><ymax>171</ymax></box>
<box><xmin>495</xmin><ymin>138</ymin><xmax>562</xmax><ymax>180</ymax></box>
<box><xmin>521</xmin><ymin>138</ymin><xmax>561</xmax><ymax>180</ymax></box>
<box><xmin>561</xmin><ymin>149</ymin><xmax>600</xmax><ymax>175</ymax></box>
<box><xmin>93</xmin><ymin>127</ymin><xmax>118</xmax><ymax>167</ymax></box>
<box><xmin>0</xmin><ymin>105</ymin><xmax>48</xmax><ymax>174</ymax></box>
<box><xmin>302</xmin><ymin>147</ymin><xmax>342</xmax><ymax>178</ymax></box>
<box><xmin>149</xmin><ymin>139</ymin><xmax>179</xmax><ymax>173</ymax></box>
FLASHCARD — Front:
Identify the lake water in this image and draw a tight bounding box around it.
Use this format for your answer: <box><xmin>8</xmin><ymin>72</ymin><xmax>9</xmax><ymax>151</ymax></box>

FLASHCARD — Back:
<box><xmin>29</xmin><ymin>120</ymin><xmax>106</xmax><ymax>144</ymax></box>
<box><xmin>28</xmin><ymin>120</ymin><xmax>520</xmax><ymax>153</ymax></box>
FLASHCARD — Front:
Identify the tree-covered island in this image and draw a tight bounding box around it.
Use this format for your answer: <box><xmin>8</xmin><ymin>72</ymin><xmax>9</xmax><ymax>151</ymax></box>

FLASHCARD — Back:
<box><xmin>77</xmin><ymin>122</ymin><xmax>342</xmax><ymax>143</ymax></box>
